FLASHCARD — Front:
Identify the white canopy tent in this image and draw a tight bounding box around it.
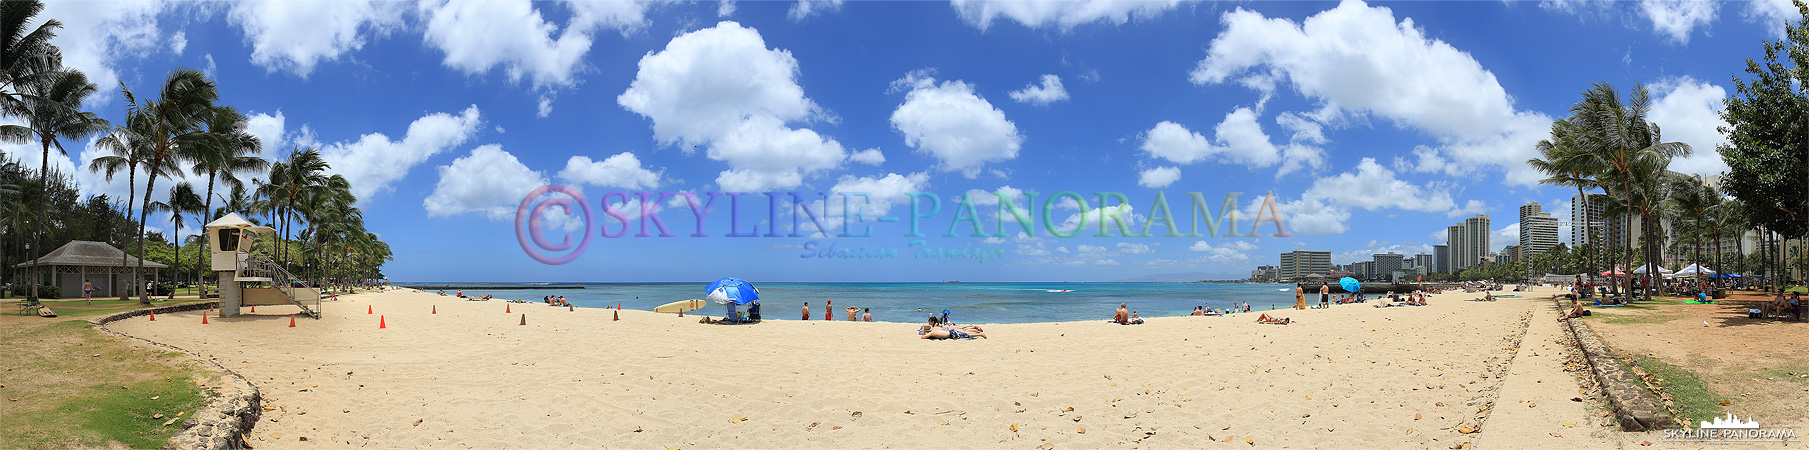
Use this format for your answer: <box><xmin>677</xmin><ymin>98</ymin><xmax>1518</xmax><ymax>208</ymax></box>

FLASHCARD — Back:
<box><xmin>1631</xmin><ymin>264</ymin><xmax>1674</xmax><ymax>275</ymax></box>
<box><xmin>1674</xmin><ymin>264</ymin><xmax>1717</xmax><ymax>277</ymax></box>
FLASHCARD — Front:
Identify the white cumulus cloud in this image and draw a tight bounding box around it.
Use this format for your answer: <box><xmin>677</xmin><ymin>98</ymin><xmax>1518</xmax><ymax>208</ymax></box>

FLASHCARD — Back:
<box><xmin>1191</xmin><ymin>0</ymin><xmax>1552</xmax><ymax>185</ymax></box>
<box><xmin>1138</xmin><ymin>166</ymin><xmax>1181</xmax><ymax>188</ymax></box>
<box><xmin>890</xmin><ymin>70</ymin><xmax>1023</xmax><ymax>178</ymax></box>
<box><xmin>950</xmin><ymin>0</ymin><xmax>1187</xmax><ymax>30</ymax></box>
<box><xmin>229</xmin><ymin>0</ymin><xmax>404</xmax><ymax>76</ymax></box>
<box><xmin>424</xmin><ymin>145</ymin><xmax>548</xmax><ymax>221</ymax></box>
<box><xmin>318</xmin><ymin>105</ymin><xmax>484</xmax><ymax>201</ymax></box>
<box><xmin>558</xmin><ymin>152</ymin><xmax>662</xmax><ymax>190</ymax></box>
<box><xmin>619</xmin><ymin>21</ymin><xmax>848</xmax><ymax>192</ymax></box>
<box><xmin>419</xmin><ymin>0</ymin><xmax>651</xmax><ymax>88</ymax></box>
<box><xmin>1008</xmin><ymin>74</ymin><xmax>1069</xmax><ymax>106</ymax></box>
<box><xmin>1138</xmin><ymin>108</ymin><xmax>1325</xmax><ymax>178</ymax></box>
<box><xmin>1647</xmin><ymin>76</ymin><xmax>1730</xmax><ymax>176</ymax></box>
<box><xmin>1639</xmin><ymin>0</ymin><xmax>1718</xmax><ymax>44</ymax></box>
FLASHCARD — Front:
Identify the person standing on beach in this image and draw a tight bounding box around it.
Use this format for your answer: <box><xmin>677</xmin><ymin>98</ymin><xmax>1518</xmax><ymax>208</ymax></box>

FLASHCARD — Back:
<box><xmin>1319</xmin><ymin>284</ymin><xmax>1331</xmax><ymax>308</ymax></box>
<box><xmin>83</xmin><ymin>281</ymin><xmax>93</xmax><ymax>304</ymax></box>
<box><xmin>1294</xmin><ymin>285</ymin><xmax>1305</xmax><ymax>310</ymax></box>
<box><xmin>802</xmin><ymin>302</ymin><xmax>811</xmax><ymax>320</ymax></box>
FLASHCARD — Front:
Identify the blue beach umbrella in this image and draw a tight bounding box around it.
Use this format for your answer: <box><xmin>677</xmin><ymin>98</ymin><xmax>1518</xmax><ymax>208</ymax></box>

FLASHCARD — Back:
<box><xmin>706</xmin><ymin>277</ymin><xmax>760</xmax><ymax>305</ymax></box>
<box><xmin>1339</xmin><ymin>277</ymin><xmax>1362</xmax><ymax>293</ymax></box>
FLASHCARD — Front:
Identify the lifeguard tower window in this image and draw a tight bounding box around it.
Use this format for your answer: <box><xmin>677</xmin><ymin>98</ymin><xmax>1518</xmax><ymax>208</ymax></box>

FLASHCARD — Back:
<box><xmin>219</xmin><ymin>229</ymin><xmax>241</xmax><ymax>252</ymax></box>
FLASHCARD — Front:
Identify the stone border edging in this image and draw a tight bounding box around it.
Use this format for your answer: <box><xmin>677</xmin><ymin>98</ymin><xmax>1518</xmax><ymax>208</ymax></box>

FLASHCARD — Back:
<box><xmin>90</xmin><ymin>302</ymin><xmax>262</xmax><ymax>450</ymax></box>
<box><xmin>1552</xmin><ymin>297</ymin><xmax>1674</xmax><ymax>431</ymax></box>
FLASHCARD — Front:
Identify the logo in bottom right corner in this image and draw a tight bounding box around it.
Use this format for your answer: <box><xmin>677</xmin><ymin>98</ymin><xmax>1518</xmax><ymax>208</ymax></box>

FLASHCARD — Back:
<box><xmin>1664</xmin><ymin>413</ymin><xmax>1797</xmax><ymax>442</ymax></box>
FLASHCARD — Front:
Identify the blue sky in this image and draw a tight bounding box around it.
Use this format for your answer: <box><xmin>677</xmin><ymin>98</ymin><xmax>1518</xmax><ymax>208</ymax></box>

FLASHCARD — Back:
<box><xmin>6</xmin><ymin>0</ymin><xmax>1794</xmax><ymax>282</ymax></box>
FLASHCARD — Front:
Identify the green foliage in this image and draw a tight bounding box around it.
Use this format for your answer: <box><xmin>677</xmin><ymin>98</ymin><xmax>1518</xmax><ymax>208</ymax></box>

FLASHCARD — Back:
<box><xmin>1719</xmin><ymin>0</ymin><xmax>1809</xmax><ymax>243</ymax></box>
<box><xmin>1457</xmin><ymin>262</ymin><xmax>1529</xmax><ymax>281</ymax></box>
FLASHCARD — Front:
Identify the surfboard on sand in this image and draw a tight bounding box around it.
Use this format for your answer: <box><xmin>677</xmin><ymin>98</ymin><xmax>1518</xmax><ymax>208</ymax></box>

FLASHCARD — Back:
<box><xmin>653</xmin><ymin>299</ymin><xmax>709</xmax><ymax>314</ymax></box>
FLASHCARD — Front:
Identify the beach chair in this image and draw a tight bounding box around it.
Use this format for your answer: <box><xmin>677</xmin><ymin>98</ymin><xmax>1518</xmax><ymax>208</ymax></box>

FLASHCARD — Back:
<box><xmin>16</xmin><ymin>298</ymin><xmax>42</xmax><ymax>316</ymax></box>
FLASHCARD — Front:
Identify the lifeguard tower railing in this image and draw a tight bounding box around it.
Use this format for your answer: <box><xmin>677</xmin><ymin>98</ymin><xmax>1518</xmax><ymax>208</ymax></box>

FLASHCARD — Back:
<box><xmin>238</xmin><ymin>255</ymin><xmax>321</xmax><ymax>318</ymax></box>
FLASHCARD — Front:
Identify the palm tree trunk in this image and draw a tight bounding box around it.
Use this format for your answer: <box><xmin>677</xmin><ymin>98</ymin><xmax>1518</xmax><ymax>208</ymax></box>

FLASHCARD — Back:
<box><xmin>136</xmin><ymin>158</ymin><xmax>162</xmax><ymax>304</ymax></box>
<box><xmin>119</xmin><ymin>166</ymin><xmax>136</xmax><ymax>300</ymax></box>
<box><xmin>30</xmin><ymin>139</ymin><xmax>50</xmax><ymax>301</ymax></box>
<box><xmin>1625</xmin><ymin>211</ymin><xmax>1636</xmax><ymax>300</ymax></box>
<box><xmin>200</xmin><ymin>171</ymin><xmax>215</xmax><ymax>297</ymax></box>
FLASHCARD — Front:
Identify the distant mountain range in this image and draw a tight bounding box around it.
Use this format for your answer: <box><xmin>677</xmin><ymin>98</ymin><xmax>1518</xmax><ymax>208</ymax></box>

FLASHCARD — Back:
<box><xmin>1116</xmin><ymin>272</ymin><xmax>1248</xmax><ymax>282</ymax></box>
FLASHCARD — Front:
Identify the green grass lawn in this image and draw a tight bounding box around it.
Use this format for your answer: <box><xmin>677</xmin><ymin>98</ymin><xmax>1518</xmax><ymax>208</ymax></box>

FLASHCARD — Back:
<box><xmin>1627</xmin><ymin>354</ymin><xmax>1722</xmax><ymax>426</ymax></box>
<box><xmin>0</xmin><ymin>299</ymin><xmax>214</xmax><ymax>448</ymax></box>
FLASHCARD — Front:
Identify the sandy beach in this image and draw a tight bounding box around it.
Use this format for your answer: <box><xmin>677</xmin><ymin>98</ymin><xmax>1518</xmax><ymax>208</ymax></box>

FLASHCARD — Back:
<box><xmin>106</xmin><ymin>286</ymin><xmax>1643</xmax><ymax>448</ymax></box>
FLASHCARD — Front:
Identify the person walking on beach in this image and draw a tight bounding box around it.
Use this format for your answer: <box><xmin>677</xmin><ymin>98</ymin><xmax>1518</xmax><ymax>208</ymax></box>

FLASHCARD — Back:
<box><xmin>1319</xmin><ymin>283</ymin><xmax>1331</xmax><ymax>308</ymax></box>
<box><xmin>802</xmin><ymin>302</ymin><xmax>811</xmax><ymax>320</ymax></box>
<box><xmin>1294</xmin><ymin>285</ymin><xmax>1305</xmax><ymax>310</ymax></box>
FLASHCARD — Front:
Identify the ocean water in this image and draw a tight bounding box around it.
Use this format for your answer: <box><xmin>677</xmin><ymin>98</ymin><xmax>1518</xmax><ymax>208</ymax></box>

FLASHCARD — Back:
<box><xmin>404</xmin><ymin>282</ymin><xmax>1301</xmax><ymax>324</ymax></box>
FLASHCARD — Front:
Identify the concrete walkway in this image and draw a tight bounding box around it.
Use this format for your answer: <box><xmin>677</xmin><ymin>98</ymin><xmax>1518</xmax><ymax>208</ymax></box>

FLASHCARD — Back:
<box><xmin>1476</xmin><ymin>299</ymin><xmax>1626</xmax><ymax>449</ymax></box>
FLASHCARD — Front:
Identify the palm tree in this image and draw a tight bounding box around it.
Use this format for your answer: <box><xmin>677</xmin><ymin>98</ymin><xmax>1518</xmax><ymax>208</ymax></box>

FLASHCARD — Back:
<box><xmin>189</xmin><ymin>105</ymin><xmax>265</xmax><ymax>291</ymax></box>
<box><xmin>1665</xmin><ymin>174</ymin><xmax>1719</xmax><ymax>290</ymax></box>
<box><xmin>1562</xmin><ymin>82</ymin><xmax>1692</xmax><ymax>300</ymax></box>
<box><xmin>0</xmin><ymin>68</ymin><xmax>107</xmax><ymax>301</ymax></box>
<box><xmin>215</xmin><ymin>183</ymin><xmax>257</xmax><ymax>222</ymax></box>
<box><xmin>1</xmin><ymin>0</ymin><xmax>60</xmax><ymax>111</ymax></box>
<box><xmin>117</xmin><ymin>69</ymin><xmax>217</xmax><ymax>302</ymax></box>
<box><xmin>1529</xmin><ymin>117</ymin><xmax>1603</xmax><ymax>282</ymax></box>
<box><xmin>90</xmin><ymin>124</ymin><xmax>150</xmax><ymax>299</ymax></box>
<box><xmin>257</xmin><ymin>147</ymin><xmax>329</xmax><ymax>264</ymax></box>
<box><xmin>148</xmin><ymin>182</ymin><xmax>203</xmax><ymax>286</ymax></box>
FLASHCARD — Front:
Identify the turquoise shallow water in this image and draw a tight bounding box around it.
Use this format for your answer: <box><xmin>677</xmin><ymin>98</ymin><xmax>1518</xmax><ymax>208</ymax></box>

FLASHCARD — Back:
<box><xmin>399</xmin><ymin>282</ymin><xmax>1300</xmax><ymax>324</ymax></box>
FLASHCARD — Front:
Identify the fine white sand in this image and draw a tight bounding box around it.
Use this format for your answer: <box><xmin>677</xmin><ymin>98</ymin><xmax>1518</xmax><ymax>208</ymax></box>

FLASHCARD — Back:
<box><xmin>109</xmin><ymin>286</ymin><xmax>1635</xmax><ymax>448</ymax></box>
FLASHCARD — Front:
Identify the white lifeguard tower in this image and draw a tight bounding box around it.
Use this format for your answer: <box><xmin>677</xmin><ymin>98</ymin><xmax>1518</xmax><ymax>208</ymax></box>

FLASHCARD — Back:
<box><xmin>205</xmin><ymin>213</ymin><xmax>320</xmax><ymax>318</ymax></box>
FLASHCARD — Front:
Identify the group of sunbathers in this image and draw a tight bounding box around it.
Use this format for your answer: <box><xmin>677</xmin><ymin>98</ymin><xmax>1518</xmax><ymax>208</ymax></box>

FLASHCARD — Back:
<box><xmin>919</xmin><ymin>316</ymin><xmax>987</xmax><ymax>339</ymax></box>
<box><xmin>1111</xmin><ymin>303</ymin><xmax>1146</xmax><ymax>325</ymax></box>
<box><xmin>1188</xmin><ymin>306</ymin><xmax>1230</xmax><ymax>316</ymax></box>
<box><xmin>543</xmin><ymin>295</ymin><xmax>570</xmax><ymax>307</ymax></box>
<box><xmin>1376</xmin><ymin>291</ymin><xmax>1429</xmax><ymax>307</ymax></box>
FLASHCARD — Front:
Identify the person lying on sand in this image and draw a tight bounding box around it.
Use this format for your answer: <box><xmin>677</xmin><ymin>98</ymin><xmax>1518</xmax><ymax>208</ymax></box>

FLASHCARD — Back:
<box><xmin>1255</xmin><ymin>312</ymin><xmax>1291</xmax><ymax>325</ymax></box>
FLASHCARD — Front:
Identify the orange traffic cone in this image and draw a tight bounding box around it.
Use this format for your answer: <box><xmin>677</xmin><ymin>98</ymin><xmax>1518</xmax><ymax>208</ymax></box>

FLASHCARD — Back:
<box><xmin>678</xmin><ymin>309</ymin><xmax>683</xmax><ymax>317</ymax></box>
<box><xmin>613</xmin><ymin>309</ymin><xmax>620</xmax><ymax>321</ymax></box>
<box><xmin>289</xmin><ymin>314</ymin><xmax>296</xmax><ymax>327</ymax></box>
<box><xmin>379</xmin><ymin>315</ymin><xmax>387</xmax><ymax>329</ymax></box>
<box><xmin>617</xmin><ymin>302</ymin><xmax>622</xmax><ymax>310</ymax></box>
<box><xmin>148</xmin><ymin>310</ymin><xmax>156</xmax><ymax>321</ymax></box>
<box><xmin>367</xmin><ymin>305</ymin><xmax>373</xmax><ymax>315</ymax></box>
<box><xmin>250</xmin><ymin>305</ymin><xmax>256</xmax><ymax>313</ymax></box>
<box><xmin>432</xmin><ymin>305</ymin><xmax>437</xmax><ymax>314</ymax></box>
<box><xmin>506</xmin><ymin>304</ymin><xmax>511</xmax><ymax>313</ymax></box>
<box><xmin>202</xmin><ymin>311</ymin><xmax>210</xmax><ymax>324</ymax></box>
<box><xmin>519</xmin><ymin>314</ymin><xmax>527</xmax><ymax>325</ymax></box>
